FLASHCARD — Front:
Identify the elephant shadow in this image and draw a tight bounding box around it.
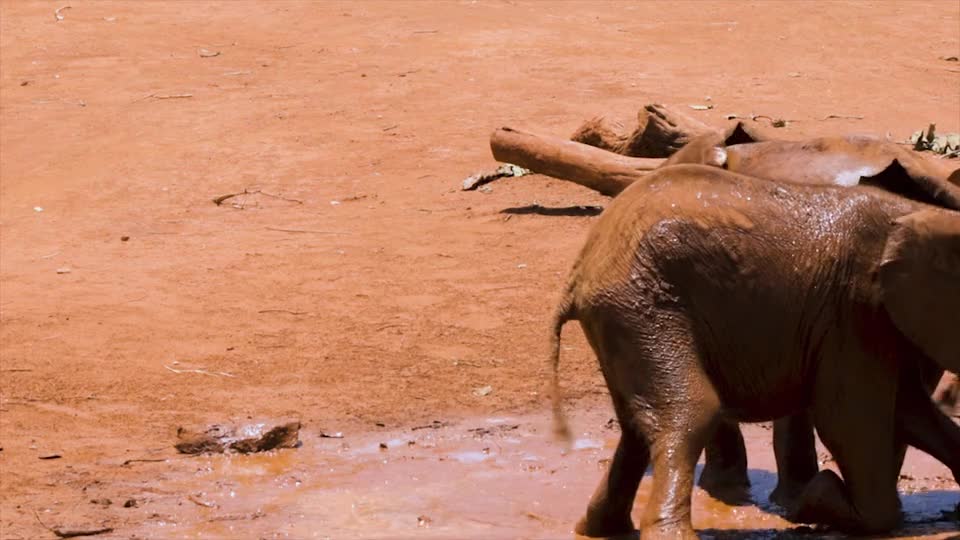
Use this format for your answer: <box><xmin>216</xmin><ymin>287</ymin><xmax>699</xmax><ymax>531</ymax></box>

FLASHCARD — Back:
<box><xmin>500</xmin><ymin>204</ymin><xmax>604</xmax><ymax>217</ymax></box>
<box><xmin>686</xmin><ymin>464</ymin><xmax>960</xmax><ymax>539</ymax></box>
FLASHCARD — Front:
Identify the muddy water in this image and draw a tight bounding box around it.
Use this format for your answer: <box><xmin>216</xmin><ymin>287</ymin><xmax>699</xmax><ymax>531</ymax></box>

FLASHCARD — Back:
<box><xmin>116</xmin><ymin>410</ymin><xmax>957</xmax><ymax>539</ymax></box>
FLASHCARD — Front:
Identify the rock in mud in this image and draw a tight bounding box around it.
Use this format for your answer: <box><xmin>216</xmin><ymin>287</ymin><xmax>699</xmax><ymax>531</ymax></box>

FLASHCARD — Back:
<box><xmin>175</xmin><ymin>421</ymin><xmax>301</xmax><ymax>455</ymax></box>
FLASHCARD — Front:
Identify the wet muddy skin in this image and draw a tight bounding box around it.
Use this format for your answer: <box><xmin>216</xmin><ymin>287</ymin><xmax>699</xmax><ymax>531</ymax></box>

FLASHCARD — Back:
<box><xmin>27</xmin><ymin>409</ymin><xmax>952</xmax><ymax>540</ymax></box>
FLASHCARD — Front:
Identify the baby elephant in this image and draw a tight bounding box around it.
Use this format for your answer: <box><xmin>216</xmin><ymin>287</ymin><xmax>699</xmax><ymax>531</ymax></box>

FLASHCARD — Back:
<box><xmin>550</xmin><ymin>164</ymin><xmax>960</xmax><ymax>538</ymax></box>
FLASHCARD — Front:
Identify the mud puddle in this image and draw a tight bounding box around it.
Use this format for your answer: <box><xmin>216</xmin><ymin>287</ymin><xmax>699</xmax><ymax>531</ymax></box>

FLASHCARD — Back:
<box><xmin>52</xmin><ymin>411</ymin><xmax>959</xmax><ymax>539</ymax></box>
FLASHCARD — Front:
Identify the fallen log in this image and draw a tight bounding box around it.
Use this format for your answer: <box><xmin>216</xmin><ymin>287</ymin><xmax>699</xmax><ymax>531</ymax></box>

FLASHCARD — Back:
<box><xmin>489</xmin><ymin>123</ymin><xmax>960</xmax><ymax>207</ymax></box>
<box><xmin>570</xmin><ymin>104</ymin><xmax>716</xmax><ymax>157</ymax></box>
<box><xmin>489</xmin><ymin>127</ymin><xmax>664</xmax><ymax>197</ymax></box>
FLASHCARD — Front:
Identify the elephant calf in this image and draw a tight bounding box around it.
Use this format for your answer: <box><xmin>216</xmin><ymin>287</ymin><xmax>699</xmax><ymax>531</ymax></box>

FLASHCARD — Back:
<box><xmin>550</xmin><ymin>164</ymin><xmax>960</xmax><ymax>538</ymax></box>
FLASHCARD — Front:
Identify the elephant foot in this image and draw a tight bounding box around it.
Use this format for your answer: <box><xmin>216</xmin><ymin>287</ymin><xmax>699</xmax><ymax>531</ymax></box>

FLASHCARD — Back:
<box><xmin>697</xmin><ymin>465</ymin><xmax>751</xmax><ymax>506</ymax></box>
<box><xmin>769</xmin><ymin>478</ymin><xmax>807</xmax><ymax>509</ymax></box>
<box><xmin>786</xmin><ymin>470</ymin><xmax>849</xmax><ymax>525</ymax></box>
<box><xmin>574</xmin><ymin>513</ymin><xmax>635</xmax><ymax>539</ymax></box>
<box><xmin>787</xmin><ymin>470</ymin><xmax>901</xmax><ymax>533</ymax></box>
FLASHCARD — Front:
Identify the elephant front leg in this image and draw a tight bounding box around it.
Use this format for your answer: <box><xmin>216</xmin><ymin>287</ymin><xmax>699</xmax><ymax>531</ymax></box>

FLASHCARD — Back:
<box><xmin>788</xmin><ymin>365</ymin><xmax>902</xmax><ymax>533</ymax></box>
<box><xmin>770</xmin><ymin>412</ymin><xmax>818</xmax><ymax>508</ymax></box>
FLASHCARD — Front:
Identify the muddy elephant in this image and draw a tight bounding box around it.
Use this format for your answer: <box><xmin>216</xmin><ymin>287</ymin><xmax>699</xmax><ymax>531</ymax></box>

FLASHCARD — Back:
<box><xmin>497</xmin><ymin>123</ymin><xmax>960</xmax><ymax>506</ymax></box>
<box><xmin>549</xmin><ymin>164</ymin><xmax>960</xmax><ymax>537</ymax></box>
<box><xmin>665</xmin><ymin>129</ymin><xmax>960</xmax><ymax>507</ymax></box>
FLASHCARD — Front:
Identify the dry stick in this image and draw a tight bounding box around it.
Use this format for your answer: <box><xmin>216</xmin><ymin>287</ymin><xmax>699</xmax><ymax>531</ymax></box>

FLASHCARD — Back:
<box><xmin>213</xmin><ymin>189</ymin><xmax>303</xmax><ymax>206</ymax></box>
<box><xmin>264</xmin><ymin>227</ymin><xmax>349</xmax><ymax>235</ymax></box>
<box><xmin>489</xmin><ymin>127</ymin><xmax>663</xmax><ymax>197</ymax></box>
<box><xmin>820</xmin><ymin>114</ymin><xmax>864</xmax><ymax>121</ymax></box>
<box><xmin>258</xmin><ymin>309</ymin><xmax>310</xmax><ymax>315</ymax></box>
<box><xmin>33</xmin><ymin>510</ymin><xmax>113</xmax><ymax>538</ymax></box>
<box><xmin>164</xmin><ymin>365</ymin><xmax>236</xmax><ymax>378</ymax></box>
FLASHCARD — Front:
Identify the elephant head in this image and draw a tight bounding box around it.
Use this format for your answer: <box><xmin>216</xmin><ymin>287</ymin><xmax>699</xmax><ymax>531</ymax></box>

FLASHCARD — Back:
<box><xmin>880</xmin><ymin>208</ymin><xmax>960</xmax><ymax>373</ymax></box>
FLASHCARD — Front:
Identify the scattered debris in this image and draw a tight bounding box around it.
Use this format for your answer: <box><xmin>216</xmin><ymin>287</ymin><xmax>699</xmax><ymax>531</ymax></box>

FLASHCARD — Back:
<box><xmin>472</xmin><ymin>385</ymin><xmax>493</xmax><ymax>397</ymax></box>
<box><xmin>54</xmin><ymin>6</ymin><xmax>71</xmax><ymax>21</ymax></box>
<box><xmin>468</xmin><ymin>424</ymin><xmax>519</xmax><ymax>437</ymax></box>
<box><xmin>89</xmin><ymin>499</ymin><xmax>112</xmax><ymax>507</ymax></box>
<box><xmin>787</xmin><ymin>72</ymin><xmax>801</xmax><ymax>77</ymax></box>
<box><xmin>411</xmin><ymin>420</ymin><xmax>448</xmax><ymax>431</ymax></box>
<box><xmin>462</xmin><ymin>163</ymin><xmax>530</xmax><ymax>191</ymax></box>
<box><xmin>164</xmin><ymin>364</ymin><xmax>235</xmax><ymax>378</ymax></box>
<box><xmin>909</xmin><ymin>124</ymin><xmax>960</xmax><ymax>157</ymax></box>
<box><xmin>724</xmin><ymin>114</ymin><xmax>792</xmax><ymax>127</ymax></box>
<box><xmin>122</xmin><ymin>499</ymin><xmax>138</xmax><ymax>508</ymax></box>
<box><xmin>318</xmin><ymin>430</ymin><xmax>343</xmax><ymax>439</ymax></box>
<box><xmin>39</xmin><ymin>454</ymin><xmax>62</xmax><ymax>460</ymax></box>
<box><xmin>33</xmin><ymin>510</ymin><xmax>113</xmax><ymax>539</ymax></box>
<box><xmin>175</xmin><ymin>422</ymin><xmax>301</xmax><ymax>455</ymax></box>
<box><xmin>943</xmin><ymin>56</ymin><xmax>959</xmax><ymax>62</ymax></box>
<box><xmin>34</xmin><ymin>206</ymin><xmax>43</xmax><ymax>212</ymax></box>
<box><xmin>121</xmin><ymin>236</ymin><xmax>130</xmax><ymax>241</ymax></box>
<box><xmin>688</xmin><ymin>104</ymin><xmax>713</xmax><ymax>110</ymax></box>
<box><xmin>417</xmin><ymin>515</ymin><xmax>433</xmax><ymax>527</ymax></box>
<box><xmin>379</xmin><ymin>442</ymin><xmax>388</xmax><ymax>450</ymax></box>
<box><xmin>55</xmin><ymin>267</ymin><xmax>71</xmax><ymax>275</ymax></box>
<box><xmin>198</xmin><ymin>48</ymin><xmax>221</xmax><ymax>58</ymax></box>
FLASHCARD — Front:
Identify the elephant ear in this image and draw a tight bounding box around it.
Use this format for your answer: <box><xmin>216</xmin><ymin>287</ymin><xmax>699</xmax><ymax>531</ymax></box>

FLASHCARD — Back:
<box><xmin>880</xmin><ymin>209</ymin><xmax>960</xmax><ymax>372</ymax></box>
<box><xmin>861</xmin><ymin>158</ymin><xmax>960</xmax><ymax>210</ymax></box>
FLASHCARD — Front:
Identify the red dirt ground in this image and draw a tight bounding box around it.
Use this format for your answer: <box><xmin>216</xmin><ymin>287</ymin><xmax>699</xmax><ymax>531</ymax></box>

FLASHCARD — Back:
<box><xmin>2</xmin><ymin>2</ymin><xmax>958</xmax><ymax>538</ymax></box>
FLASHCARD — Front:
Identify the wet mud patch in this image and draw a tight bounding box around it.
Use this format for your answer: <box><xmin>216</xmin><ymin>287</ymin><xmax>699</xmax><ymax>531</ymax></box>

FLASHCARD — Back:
<box><xmin>84</xmin><ymin>411</ymin><xmax>956</xmax><ymax>539</ymax></box>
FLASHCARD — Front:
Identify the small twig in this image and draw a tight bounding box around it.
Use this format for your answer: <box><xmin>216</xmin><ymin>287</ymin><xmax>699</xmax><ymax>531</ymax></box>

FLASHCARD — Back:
<box><xmin>257</xmin><ymin>309</ymin><xmax>310</xmax><ymax>315</ymax></box>
<box><xmin>34</xmin><ymin>510</ymin><xmax>113</xmax><ymax>538</ymax></box>
<box><xmin>188</xmin><ymin>494</ymin><xmax>217</xmax><ymax>508</ymax></box>
<box><xmin>412</xmin><ymin>30</ymin><xmax>438</xmax><ymax>34</ymax></box>
<box><xmin>39</xmin><ymin>251</ymin><xmax>61</xmax><ymax>259</ymax></box>
<box><xmin>1</xmin><ymin>368</ymin><xmax>33</xmax><ymax>373</ymax></box>
<box><xmin>264</xmin><ymin>227</ymin><xmax>349</xmax><ymax>235</ymax></box>
<box><xmin>135</xmin><ymin>93</ymin><xmax>193</xmax><ymax>103</ymax></box>
<box><xmin>258</xmin><ymin>190</ymin><xmax>303</xmax><ymax>204</ymax></box>
<box><xmin>54</xmin><ymin>6</ymin><xmax>71</xmax><ymax>21</ymax></box>
<box><xmin>213</xmin><ymin>189</ymin><xmax>302</xmax><ymax>206</ymax></box>
<box><xmin>121</xmin><ymin>458</ymin><xmax>168</xmax><ymax>466</ymax></box>
<box><xmin>212</xmin><ymin>189</ymin><xmax>251</xmax><ymax>205</ymax></box>
<box><xmin>820</xmin><ymin>114</ymin><xmax>864</xmax><ymax>121</ymax></box>
<box><xmin>164</xmin><ymin>365</ymin><xmax>236</xmax><ymax>378</ymax></box>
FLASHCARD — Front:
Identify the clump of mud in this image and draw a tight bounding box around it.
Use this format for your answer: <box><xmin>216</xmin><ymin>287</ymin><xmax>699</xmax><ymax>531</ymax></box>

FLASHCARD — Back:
<box><xmin>175</xmin><ymin>421</ymin><xmax>301</xmax><ymax>454</ymax></box>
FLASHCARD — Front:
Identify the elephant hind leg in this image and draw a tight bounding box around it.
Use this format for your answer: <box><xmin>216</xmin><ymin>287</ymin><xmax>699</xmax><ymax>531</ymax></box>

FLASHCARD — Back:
<box><xmin>575</xmin><ymin>393</ymin><xmax>650</xmax><ymax>538</ymax></box>
<box><xmin>639</xmin><ymin>392</ymin><xmax>722</xmax><ymax>540</ymax></box>
<box><xmin>698</xmin><ymin>419</ymin><xmax>751</xmax><ymax>505</ymax></box>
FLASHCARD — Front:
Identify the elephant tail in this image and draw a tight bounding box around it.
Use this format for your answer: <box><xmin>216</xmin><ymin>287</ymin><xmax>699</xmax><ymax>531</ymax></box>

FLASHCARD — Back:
<box><xmin>549</xmin><ymin>292</ymin><xmax>577</xmax><ymax>444</ymax></box>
